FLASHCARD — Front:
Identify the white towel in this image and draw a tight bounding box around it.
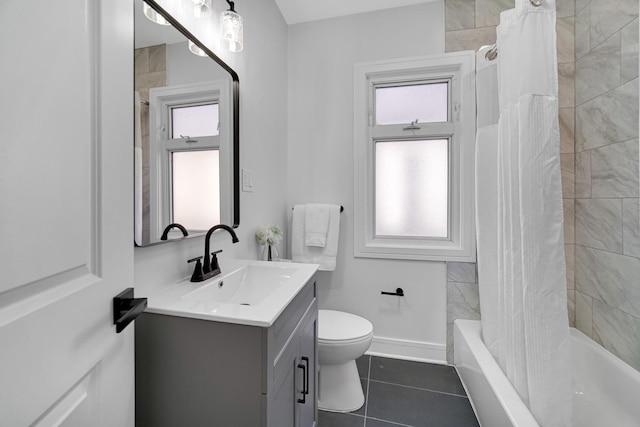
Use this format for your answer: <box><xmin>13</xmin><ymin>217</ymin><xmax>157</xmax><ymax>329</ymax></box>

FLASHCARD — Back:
<box><xmin>292</xmin><ymin>204</ymin><xmax>341</xmax><ymax>271</ymax></box>
<box><xmin>305</xmin><ymin>203</ymin><xmax>330</xmax><ymax>247</ymax></box>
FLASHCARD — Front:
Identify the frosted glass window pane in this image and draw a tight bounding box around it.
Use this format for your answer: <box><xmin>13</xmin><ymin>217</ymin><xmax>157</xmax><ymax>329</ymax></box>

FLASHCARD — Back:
<box><xmin>375</xmin><ymin>139</ymin><xmax>448</xmax><ymax>238</ymax></box>
<box><xmin>172</xmin><ymin>150</ymin><xmax>220</xmax><ymax>230</ymax></box>
<box><xmin>171</xmin><ymin>103</ymin><xmax>219</xmax><ymax>138</ymax></box>
<box><xmin>375</xmin><ymin>83</ymin><xmax>448</xmax><ymax>125</ymax></box>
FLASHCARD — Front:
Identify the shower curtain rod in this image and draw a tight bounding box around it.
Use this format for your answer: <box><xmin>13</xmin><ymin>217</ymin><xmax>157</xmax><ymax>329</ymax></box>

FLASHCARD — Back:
<box><xmin>483</xmin><ymin>0</ymin><xmax>545</xmax><ymax>61</ymax></box>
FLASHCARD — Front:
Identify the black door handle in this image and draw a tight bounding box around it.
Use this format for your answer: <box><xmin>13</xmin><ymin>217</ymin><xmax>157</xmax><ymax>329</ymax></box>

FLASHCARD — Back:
<box><xmin>297</xmin><ymin>356</ymin><xmax>309</xmax><ymax>404</ymax></box>
<box><xmin>113</xmin><ymin>288</ymin><xmax>147</xmax><ymax>333</ymax></box>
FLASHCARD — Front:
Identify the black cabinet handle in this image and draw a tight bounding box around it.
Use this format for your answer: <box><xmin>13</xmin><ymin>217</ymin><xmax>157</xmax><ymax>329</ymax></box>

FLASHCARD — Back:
<box><xmin>113</xmin><ymin>288</ymin><xmax>147</xmax><ymax>333</ymax></box>
<box><xmin>297</xmin><ymin>356</ymin><xmax>309</xmax><ymax>404</ymax></box>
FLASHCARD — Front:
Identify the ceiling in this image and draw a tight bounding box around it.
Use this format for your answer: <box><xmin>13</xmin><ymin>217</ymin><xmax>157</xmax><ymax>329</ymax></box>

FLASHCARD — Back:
<box><xmin>273</xmin><ymin>0</ymin><xmax>436</xmax><ymax>25</ymax></box>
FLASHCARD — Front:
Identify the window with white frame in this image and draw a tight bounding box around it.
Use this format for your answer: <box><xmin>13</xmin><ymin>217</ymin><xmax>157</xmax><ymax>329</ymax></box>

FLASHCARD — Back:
<box><xmin>149</xmin><ymin>80</ymin><xmax>232</xmax><ymax>239</ymax></box>
<box><xmin>354</xmin><ymin>52</ymin><xmax>476</xmax><ymax>262</ymax></box>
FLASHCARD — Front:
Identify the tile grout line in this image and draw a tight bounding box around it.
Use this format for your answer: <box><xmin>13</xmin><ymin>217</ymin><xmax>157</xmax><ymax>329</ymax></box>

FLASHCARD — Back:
<box><xmin>366</xmin><ymin>416</ymin><xmax>414</xmax><ymax>427</ymax></box>
<box><xmin>363</xmin><ymin>355</ymin><xmax>371</xmax><ymax>426</ymax></box>
<box><xmin>367</xmin><ymin>378</ymin><xmax>470</xmax><ymax>399</ymax></box>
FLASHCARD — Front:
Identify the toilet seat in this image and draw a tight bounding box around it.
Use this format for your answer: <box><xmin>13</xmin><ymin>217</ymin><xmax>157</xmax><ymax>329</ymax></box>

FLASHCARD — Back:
<box><xmin>318</xmin><ymin>310</ymin><xmax>373</xmax><ymax>344</ymax></box>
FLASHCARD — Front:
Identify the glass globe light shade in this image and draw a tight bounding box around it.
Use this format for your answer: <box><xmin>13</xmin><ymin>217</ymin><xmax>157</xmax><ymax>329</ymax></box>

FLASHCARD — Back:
<box><xmin>143</xmin><ymin>3</ymin><xmax>170</xmax><ymax>25</ymax></box>
<box><xmin>220</xmin><ymin>10</ymin><xmax>243</xmax><ymax>52</ymax></box>
<box><xmin>188</xmin><ymin>41</ymin><xmax>208</xmax><ymax>57</ymax></box>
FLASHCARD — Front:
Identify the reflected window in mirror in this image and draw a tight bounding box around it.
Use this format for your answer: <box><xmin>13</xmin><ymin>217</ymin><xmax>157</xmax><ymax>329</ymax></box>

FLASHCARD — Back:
<box><xmin>149</xmin><ymin>79</ymin><xmax>232</xmax><ymax>243</ymax></box>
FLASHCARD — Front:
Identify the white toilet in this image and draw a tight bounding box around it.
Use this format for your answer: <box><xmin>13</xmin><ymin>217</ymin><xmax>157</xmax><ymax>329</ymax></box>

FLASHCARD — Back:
<box><xmin>317</xmin><ymin>309</ymin><xmax>374</xmax><ymax>412</ymax></box>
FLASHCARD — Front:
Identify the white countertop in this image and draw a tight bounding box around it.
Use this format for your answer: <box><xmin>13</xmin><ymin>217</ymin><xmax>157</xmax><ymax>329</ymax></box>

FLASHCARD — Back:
<box><xmin>145</xmin><ymin>258</ymin><xmax>319</xmax><ymax>327</ymax></box>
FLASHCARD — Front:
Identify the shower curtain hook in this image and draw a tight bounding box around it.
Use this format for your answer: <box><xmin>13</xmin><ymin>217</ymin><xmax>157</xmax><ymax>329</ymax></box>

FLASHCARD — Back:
<box><xmin>530</xmin><ymin>0</ymin><xmax>544</xmax><ymax>6</ymax></box>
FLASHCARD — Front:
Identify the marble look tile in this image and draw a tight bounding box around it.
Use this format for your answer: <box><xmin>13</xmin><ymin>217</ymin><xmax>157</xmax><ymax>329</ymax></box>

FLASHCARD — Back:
<box><xmin>134</xmin><ymin>47</ymin><xmax>149</xmax><ymax>75</ymax></box>
<box><xmin>591</xmin><ymin>139</ymin><xmax>639</xmax><ymax>198</ymax></box>
<box><xmin>575</xmin><ymin>2</ymin><xmax>591</xmax><ymax>59</ymax></box>
<box><xmin>575</xmin><ymin>198</ymin><xmax>623</xmax><ymax>251</ymax></box>
<box><xmin>445</xmin><ymin>26</ymin><xmax>497</xmax><ymax>53</ymax></box>
<box><xmin>621</xmin><ymin>18</ymin><xmax>639</xmax><ymax>84</ymax></box>
<box><xmin>568</xmin><ymin>289</ymin><xmax>576</xmax><ymax>327</ymax></box>
<box><xmin>575</xmin><ymin>290</ymin><xmax>593</xmax><ymax>337</ymax></box>
<box><xmin>559</xmin><ymin>108</ymin><xmax>575</xmax><ymax>154</ymax></box>
<box><xmin>135</xmin><ymin>71</ymin><xmax>167</xmax><ymax>93</ymax></box>
<box><xmin>557</xmin><ymin>0</ymin><xmax>576</xmax><ymax>18</ymax></box>
<box><xmin>575</xmin><ymin>0</ymin><xmax>591</xmax><ymax>13</ymax></box>
<box><xmin>561</xmin><ymin>154</ymin><xmax>575</xmax><ymax>198</ymax></box>
<box><xmin>576</xmin><ymin>33</ymin><xmax>621</xmax><ymax>105</ymax></box>
<box><xmin>566</xmin><ymin>244</ymin><xmax>575</xmax><ymax>290</ymax></box>
<box><xmin>576</xmin><ymin>78</ymin><xmax>639</xmax><ymax>150</ymax></box>
<box><xmin>557</xmin><ymin>16</ymin><xmax>576</xmax><ymax>64</ymax></box>
<box><xmin>576</xmin><ymin>245</ymin><xmax>640</xmax><ymax>318</ymax></box>
<box><xmin>148</xmin><ymin>44</ymin><xmax>166</xmax><ymax>73</ymax></box>
<box><xmin>475</xmin><ymin>0</ymin><xmax>513</xmax><ymax>27</ymax></box>
<box><xmin>447</xmin><ymin>282</ymin><xmax>481</xmax><ymax>323</ymax></box>
<box><xmin>445</xmin><ymin>0</ymin><xmax>476</xmax><ymax>31</ymax></box>
<box><xmin>558</xmin><ymin>62</ymin><xmax>575</xmax><ymax>108</ymax></box>
<box><xmin>142</xmin><ymin>165</ymin><xmax>150</xmax><ymax>196</ymax></box>
<box><xmin>564</xmin><ymin>199</ymin><xmax>575</xmax><ymax>244</ymax></box>
<box><xmin>447</xmin><ymin>262</ymin><xmax>477</xmax><ymax>283</ymax></box>
<box><xmin>575</xmin><ymin>150</ymin><xmax>591</xmax><ymax>197</ymax></box>
<box><xmin>590</xmin><ymin>0</ymin><xmax>638</xmax><ymax>49</ymax></box>
<box><xmin>623</xmin><ymin>198</ymin><xmax>640</xmax><ymax>257</ymax></box>
<box><xmin>593</xmin><ymin>299</ymin><xmax>640</xmax><ymax>372</ymax></box>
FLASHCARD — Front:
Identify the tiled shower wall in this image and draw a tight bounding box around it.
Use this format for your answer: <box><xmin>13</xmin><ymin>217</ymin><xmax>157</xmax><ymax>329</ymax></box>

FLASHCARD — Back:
<box><xmin>134</xmin><ymin>44</ymin><xmax>167</xmax><ymax>245</ymax></box>
<box><xmin>444</xmin><ymin>0</ymin><xmax>577</xmax><ymax>363</ymax></box>
<box><xmin>573</xmin><ymin>0</ymin><xmax>640</xmax><ymax>371</ymax></box>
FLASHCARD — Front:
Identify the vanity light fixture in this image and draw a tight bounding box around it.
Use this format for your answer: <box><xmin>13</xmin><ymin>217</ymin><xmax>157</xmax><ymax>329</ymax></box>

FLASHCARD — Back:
<box><xmin>182</xmin><ymin>0</ymin><xmax>212</xmax><ymax>19</ymax></box>
<box><xmin>143</xmin><ymin>2</ymin><xmax>170</xmax><ymax>25</ymax></box>
<box><xmin>220</xmin><ymin>0</ymin><xmax>243</xmax><ymax>52</ymax></box>
<box><xmin>188</xmin><ymin>40</ymin><xmax>208</xmax><ymax>57</ymax></box>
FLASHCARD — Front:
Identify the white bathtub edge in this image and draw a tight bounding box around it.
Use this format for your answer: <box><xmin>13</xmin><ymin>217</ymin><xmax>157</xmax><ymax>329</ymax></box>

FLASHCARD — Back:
<box><xmin>454</xmin><ymin>319</ymin><xmax>540</xmax><ymax>427</ymax></box>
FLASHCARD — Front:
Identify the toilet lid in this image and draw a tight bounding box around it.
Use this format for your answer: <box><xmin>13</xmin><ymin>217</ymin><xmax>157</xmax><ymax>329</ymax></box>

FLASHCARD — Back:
<box><xmin>318</xmin><ymin>310</ymin><xmax>373</xmax><ymax>342</ymax></box>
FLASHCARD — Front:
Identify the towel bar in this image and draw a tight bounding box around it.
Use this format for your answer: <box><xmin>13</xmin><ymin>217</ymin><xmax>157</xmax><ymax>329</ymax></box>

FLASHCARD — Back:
<box><xmin>292</xmin><ymin>205</ymin><xmax>344</xmax><ymax>212</ymax></box>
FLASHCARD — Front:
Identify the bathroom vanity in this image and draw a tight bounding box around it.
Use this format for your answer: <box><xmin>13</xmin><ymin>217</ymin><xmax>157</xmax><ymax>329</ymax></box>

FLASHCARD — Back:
<box><xmin>135</xmin><ymin>260</ymin><xmax>318</xmax><ymax>427</ymax></box>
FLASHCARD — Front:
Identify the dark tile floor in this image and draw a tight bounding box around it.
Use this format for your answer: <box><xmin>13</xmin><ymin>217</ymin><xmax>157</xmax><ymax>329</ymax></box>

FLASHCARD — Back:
<box><xmin>318</xmin><ymin>355</ymin><xmax>480</xmax><ymax>427</ymax></box>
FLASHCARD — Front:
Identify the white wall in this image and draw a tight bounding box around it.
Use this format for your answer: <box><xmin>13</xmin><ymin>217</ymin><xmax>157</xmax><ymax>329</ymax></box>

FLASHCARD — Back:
<box><xmin>135</xmin><ymin>0</ymin><xmax>289</xmax><ymax>294</ymax></box>
<box><xmin>287</xmin><ymin>2</ymin><xmax>448</xmax><ymax>362</ymax></box>
<box><xmin>166</xmin><ymin>41</ymin><xmax>230</xmax><ymax>84</ymax></box>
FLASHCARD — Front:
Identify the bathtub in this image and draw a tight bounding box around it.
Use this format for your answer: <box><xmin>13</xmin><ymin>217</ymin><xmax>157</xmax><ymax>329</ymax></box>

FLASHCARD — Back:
<box><xmin>454</xmin><ymin>319</ymin><xmax>640</xmax><ymax>427</ymax></box>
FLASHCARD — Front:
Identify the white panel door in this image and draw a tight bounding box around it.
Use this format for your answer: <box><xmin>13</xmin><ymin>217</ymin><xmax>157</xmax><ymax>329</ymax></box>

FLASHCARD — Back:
<box><xmin>0</xmin><ymin>1</ymin><xmax>135</xmax><ymax>426</ymax></box>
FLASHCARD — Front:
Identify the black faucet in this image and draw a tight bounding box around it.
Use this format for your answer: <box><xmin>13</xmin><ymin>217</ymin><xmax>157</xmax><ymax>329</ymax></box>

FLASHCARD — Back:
<box><xmin>187</xmin><ymin>224</ymin><xmax>239</xmax><ymax>283</ymax></box>
<box><xmin>160</xmin><ymin>223</ymin><xmax>189</xmax><ymax>240</ymax></box>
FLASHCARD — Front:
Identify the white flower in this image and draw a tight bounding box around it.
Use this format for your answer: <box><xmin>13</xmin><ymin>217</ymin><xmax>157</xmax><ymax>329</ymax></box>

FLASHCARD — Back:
<box><xmin>256</xmin><ymin>224</ymin><xmax>283</xmax><ymax>245</ymax></box>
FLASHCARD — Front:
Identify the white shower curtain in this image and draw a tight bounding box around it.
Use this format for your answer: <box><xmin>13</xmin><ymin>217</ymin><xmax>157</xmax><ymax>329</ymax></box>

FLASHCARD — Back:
<box><xmin>134</xmin><ymin>91</ymin><xmax>143</xmax><ymax>246</ymax></box>
<box><xmin>476</xmin><ymin>1</ymin><xmax>572</xmax><ymax>425</ymax></box>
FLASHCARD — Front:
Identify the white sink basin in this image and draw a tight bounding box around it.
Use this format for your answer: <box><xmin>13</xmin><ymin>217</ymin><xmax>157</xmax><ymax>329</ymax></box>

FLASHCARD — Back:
<box><xmin>146</xmin><ymin>259</ymin><xmax>318</xmax><ymax>327</ymax></box>
<box><xmin>182</xmin><ymin>264</ymin><xmax>298</xmax><ymax>306</ymax></box>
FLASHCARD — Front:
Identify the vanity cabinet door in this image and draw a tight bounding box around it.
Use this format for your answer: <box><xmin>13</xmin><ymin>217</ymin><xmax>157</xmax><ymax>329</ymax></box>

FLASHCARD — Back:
<box><xmin>269</xmin><ymin>353</ymin><xmax>298</xmax><ymax>427</ymax></box>
<box><xmin>267</xmin><ymin>298</ymin><xmax>318</xmax><ymax>427</ymax></box>
<box><xmin>297</xmin><ymin>302</ymin><xmax>318</xmax><ymax>427</ymax></box>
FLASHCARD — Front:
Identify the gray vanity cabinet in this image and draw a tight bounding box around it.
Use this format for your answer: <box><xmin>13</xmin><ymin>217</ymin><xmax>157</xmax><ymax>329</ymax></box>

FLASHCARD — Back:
<box><xmin>136</xmin><ymin>275</ymin><xmax>318</xmax><ymax>427</ymax></box>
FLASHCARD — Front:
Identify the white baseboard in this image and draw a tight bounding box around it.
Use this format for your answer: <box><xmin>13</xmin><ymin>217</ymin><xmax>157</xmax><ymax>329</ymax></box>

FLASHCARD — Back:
<box><xmin>366</xmin><ymin>335</ymin><xmax>447</xmax><ymax>364</ymax></box>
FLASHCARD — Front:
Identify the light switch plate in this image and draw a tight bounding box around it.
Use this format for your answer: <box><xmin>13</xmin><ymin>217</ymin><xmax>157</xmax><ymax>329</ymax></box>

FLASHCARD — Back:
<box><xmin>242</xmin><ymin>168</ymin><xmax>254</xmax><ymax>192</ymax></box>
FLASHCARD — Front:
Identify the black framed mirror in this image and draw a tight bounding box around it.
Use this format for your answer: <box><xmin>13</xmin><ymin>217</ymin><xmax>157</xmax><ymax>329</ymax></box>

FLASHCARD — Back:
<box><xmin>135</xmin><ymin>0</ymin><xmax>239</xmax><ymax>247</ymax></box>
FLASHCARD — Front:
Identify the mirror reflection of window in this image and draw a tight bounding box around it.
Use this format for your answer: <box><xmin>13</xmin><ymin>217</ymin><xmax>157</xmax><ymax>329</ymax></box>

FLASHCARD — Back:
<box><xmin>172</xmin><ymin>150</ymin><xmax>220</xmax><ymax>230</ymax></box>
<box><xmin>150</xmin><ymin>80</ymin><xmax>230</xmax><ymax>243</ymax></box>
<box><xmin>171</xmin><ymin>103</ymin><xmax>219</xmax><ymax>138</ymax></box>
